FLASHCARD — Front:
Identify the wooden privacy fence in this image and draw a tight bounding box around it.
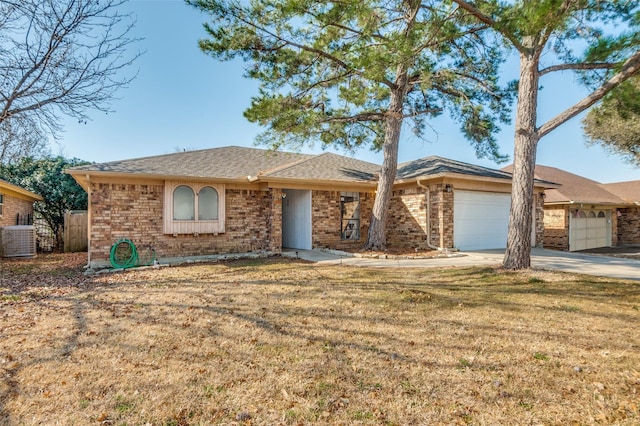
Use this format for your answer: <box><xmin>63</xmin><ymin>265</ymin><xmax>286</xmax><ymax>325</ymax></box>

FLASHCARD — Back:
<box><xmin>64</xmin><ymin>210</ymin><xmax>88</xmax><ymax>252</ymax></box>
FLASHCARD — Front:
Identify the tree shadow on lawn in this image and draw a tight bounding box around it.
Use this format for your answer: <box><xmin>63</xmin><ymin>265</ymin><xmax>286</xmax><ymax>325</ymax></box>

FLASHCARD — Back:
<box><xmin>2</xmin><ymin>256</ymin><xmax>639</xmax><ymax>424</ymax></box>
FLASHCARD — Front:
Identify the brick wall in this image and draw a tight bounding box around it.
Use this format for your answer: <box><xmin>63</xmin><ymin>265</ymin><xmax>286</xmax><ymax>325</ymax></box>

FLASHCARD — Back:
<box><xmin>387</xmin><ymin>187</ymin><xmax>429</xmax><ymax>250</ymax></box>
<box><xmin>534</xmin><ymin>194</ymin><xmax>545</xmax><ymax>248</ymax></box>
<box><xmin>429</xmin><ymin>185</ymin><xmax>454</xmax><ymax>248</ymax></box>
<box><xmin>312</xmin><ymin>190</ymin><xmax>373</xmax><ymax>250</ymax></box>
<box><xmin>89</xmin><ymin>182</ymin><xmax>276</xmax><ymax>267</ymax></box>
<box><xmin>542</xmin><ymin>205</ymin><xmax>568</xmax><ymax>250</ymax></box>
<box><xmin>384</xmin><ymin>184</ymin><xmax>455</xmax><ymax>250</ymax></box>
<box><xmin>0</xmin><ymin>193</ymin><xmax>34</xmax><ymax>227</ymax></box>
<box><xmin>617</xmin><ymin>207</ymin><xmax>640</xmax><ymax>245</ymax></box>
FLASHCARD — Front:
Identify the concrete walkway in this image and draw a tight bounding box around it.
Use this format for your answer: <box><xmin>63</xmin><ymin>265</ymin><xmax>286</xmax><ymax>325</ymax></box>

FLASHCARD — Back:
<box><xmin>282</xmin><ymin>248</ymin><xmax>640</xmax><ymax>281</ymax></box>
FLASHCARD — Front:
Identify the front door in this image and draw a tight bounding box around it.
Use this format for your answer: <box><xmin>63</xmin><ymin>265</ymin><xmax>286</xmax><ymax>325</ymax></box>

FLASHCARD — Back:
<box><xmin>282</xmin><ymin>189</ymin><xmax>312</xmax><ymax>249</ymax></box>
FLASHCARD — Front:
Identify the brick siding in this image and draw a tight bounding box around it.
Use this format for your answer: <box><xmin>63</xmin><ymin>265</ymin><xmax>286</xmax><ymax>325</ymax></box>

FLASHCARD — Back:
<box><xmin>387</xmin><ymin>187</ymin><xmax>430</xmax><ymax>250</ymax></box>
<box><xmin>0</xmin><ymin>193</ymin><xmax>34</xmax><ymax>227</ymax></box>
<box><xmin>617</xmin><ymin>207</ymin><xmax>640</xmax><ymax>245</ymax></box>
<box><xmin>88</xmin><ymin>179</ymin><xmax>553</xmax><ymax>266</ymax></box>
<box><xmin>542</xmin><ymin>206</ymin><xmax>569</xmax><ymax>250</ymax></box>
<box><xmin>312</xmin><ymin>190</ymin><xmax>373</xmax><ymax>250</ymax></box>
<box><xmin>534</xmin><ymin>194</ymin><xmax>545</xmax><ymax>248</ymax></box>
<box><xmin>89</xmin><ymin>182</ymin><xmax>277</xmax><ymax>267</ymax></box>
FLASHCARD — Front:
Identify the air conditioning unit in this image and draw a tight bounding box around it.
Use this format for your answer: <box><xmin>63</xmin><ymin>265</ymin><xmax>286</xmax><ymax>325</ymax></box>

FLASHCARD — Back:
<box><xmin>0</xmin><ymin>225</ymin><xmax>37</xmax><ymax>257</ymax></box>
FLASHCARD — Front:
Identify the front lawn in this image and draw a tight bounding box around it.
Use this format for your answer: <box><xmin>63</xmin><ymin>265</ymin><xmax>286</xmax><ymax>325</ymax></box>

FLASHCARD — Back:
<box><xmin>1</xmin><ymin>254</ymin><xmax>638</xmax><ymax>425</ymax></box>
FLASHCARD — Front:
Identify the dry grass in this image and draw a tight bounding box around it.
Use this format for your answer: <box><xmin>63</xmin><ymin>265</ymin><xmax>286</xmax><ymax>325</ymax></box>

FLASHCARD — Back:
<box><xmin>1</xmin><ymin>253</ymin><xmax>639</xmax><ymax>425</ymax></box>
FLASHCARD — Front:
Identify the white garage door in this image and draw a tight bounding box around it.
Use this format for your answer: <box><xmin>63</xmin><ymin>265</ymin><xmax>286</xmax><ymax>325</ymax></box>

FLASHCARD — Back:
<box><xmin>569</xmin><ymin>209</ymin><xmax>611</xmax><ymax>251</ymax></box>
<box><xmin>454</xmin><ymin>191</ymin><xmax>511</xmax><ymax>250</ymax></box>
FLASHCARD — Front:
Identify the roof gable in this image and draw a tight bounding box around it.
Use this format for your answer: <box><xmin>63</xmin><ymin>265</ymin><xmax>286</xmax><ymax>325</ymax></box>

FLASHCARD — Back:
<box><xmin>397</xmin><ymin>156</ymin><xmax>513</xmax><ymax>181</ymax></box>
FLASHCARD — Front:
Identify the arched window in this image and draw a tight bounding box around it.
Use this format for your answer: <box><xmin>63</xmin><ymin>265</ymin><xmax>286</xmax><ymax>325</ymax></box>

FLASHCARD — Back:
<box><xmin>588</xmin><ymin>211</ymin><xmax>596</xmax><ymax>218</ymax></box>
<box><xmin>198</xmin><ymin>186</ymin><xmax>219</xmax><ymax>220</ymax></box>
<box><xmin>164</xmin><ymin>182</ymin><xmax>225</xmax><ymax>235</ymax></box>
<box><xmin>597</xmin><ymin>211</ymin><xmax>606</xmax><ymax>218</ymax></box>
<box><xmin>577</xmin><ymin>210</ymin><xmax>587</xmax><ymax>218</ymax></box>
<box><xmin>173</xmin><ymin>185</ymin><xmax>195</xmax><ymax>220</ymax></box>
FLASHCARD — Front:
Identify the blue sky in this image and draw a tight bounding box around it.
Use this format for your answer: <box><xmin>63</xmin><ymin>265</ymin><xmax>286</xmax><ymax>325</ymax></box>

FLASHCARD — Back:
<box><xmin>57</xmin><ymin>0</ymin><xmax>640</xmax><ymax>183</ymax></box>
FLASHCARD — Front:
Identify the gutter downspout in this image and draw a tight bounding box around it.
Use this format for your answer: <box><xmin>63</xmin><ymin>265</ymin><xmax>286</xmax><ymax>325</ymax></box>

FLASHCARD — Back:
<box><xmin>416</xmin><ymin>179</ymin><xmax>441</xmax><ymax>250</ymax></box>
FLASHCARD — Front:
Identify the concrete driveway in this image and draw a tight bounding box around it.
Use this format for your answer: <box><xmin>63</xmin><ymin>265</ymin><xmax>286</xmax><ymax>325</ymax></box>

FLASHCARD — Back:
<box><xmin>283</xmin><ymin>248</ymin><xmax>640</xmax><ymax>281</ymax></box>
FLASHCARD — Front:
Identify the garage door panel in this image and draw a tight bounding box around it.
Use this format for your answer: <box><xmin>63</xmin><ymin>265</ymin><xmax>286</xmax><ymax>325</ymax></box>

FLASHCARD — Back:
<box><xmin>569</xmin><ymin>210</ymin><xmax>611</xmax><ymax>251</ymax></box>
<box><xmin>454</xmin><ymin>191</ymin><xmax>511</xmax><ymax>251</ymax></box>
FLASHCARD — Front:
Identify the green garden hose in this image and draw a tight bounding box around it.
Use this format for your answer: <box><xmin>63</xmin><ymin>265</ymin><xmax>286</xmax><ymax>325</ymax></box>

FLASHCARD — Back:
<box><xmin>110</xmin><ymin>239</ymin><xmax>138</xmax><ymax>269</ymax></box>
<box><xmin>109</xmin><ymin>239</ymin><xmax>157</xmax><ymax>269</ymax></box>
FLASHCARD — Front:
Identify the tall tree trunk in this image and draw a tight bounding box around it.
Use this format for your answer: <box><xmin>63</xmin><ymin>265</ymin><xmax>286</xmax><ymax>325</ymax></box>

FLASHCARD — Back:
<box><xmin>503</xmin><ymin>49</ymin><xmax>540</xmax><ymax>270</ymax></box>
<box><xmin>366</xmin><ymin>69</ymin><xmax>408</xmax><ymax>250</ymax></box>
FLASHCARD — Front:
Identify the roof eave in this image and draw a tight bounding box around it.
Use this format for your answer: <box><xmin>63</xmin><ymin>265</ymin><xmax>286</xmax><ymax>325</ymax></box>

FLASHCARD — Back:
<box><xmin>261</xmin><ymin>176</ymin><xmax>378</xmax><ymax>189</ymax></box>
<box><xmin>0</xmin><ymin>181</ymin><xmax>43</xmax><ymax>202</ymax></box>
<box><xmin>395</xmin><ymin>171</ymin><xmax>558</xmax><ymax>188</ymax></box>
<box><xmin>66</xmin><ymin>169</ymin><xmax>255</xmax><ymax>185</ymax></box>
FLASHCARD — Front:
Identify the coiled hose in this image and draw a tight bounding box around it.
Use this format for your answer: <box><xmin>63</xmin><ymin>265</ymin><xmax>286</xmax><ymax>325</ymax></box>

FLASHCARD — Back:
<box><xmin>109</xmin><ymin>239</ymin><xmax>157</xmax><ymax>269</ymax></box>
<box><xmin>110</xmin><ymin>239</ymin><xmax>138</xmax><ymax>269</ymax></box>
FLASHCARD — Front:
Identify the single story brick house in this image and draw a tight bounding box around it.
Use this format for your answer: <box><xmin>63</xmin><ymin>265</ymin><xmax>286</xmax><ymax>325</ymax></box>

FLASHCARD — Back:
<box><xmin>67</xmin><ymin>146</ymin><xmax>552</xmax><ymax>268</ymax></box>
<box><xmin>502</xmin><ymin>165</ymin><xmax>640</xmax><ymax>251</ymax></box>
<box><xmin>0</xmin><ymin>178</ymin><xmax>43</xmax><ymax>257</ymax></box>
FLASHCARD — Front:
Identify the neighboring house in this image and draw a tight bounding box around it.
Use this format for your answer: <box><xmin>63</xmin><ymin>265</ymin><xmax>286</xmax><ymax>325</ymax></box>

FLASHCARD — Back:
<box><xmin>0</xmin><ymin>179</ymin><xmax>42</xmax><ymax>227</ymax></box>
<box><xmin>503</xmin><ymin>165</ymin><xmax>640</xmax><ymax>251</ymax></box>
<box><xmin>67</xmin><ymin>146</ymin><xmax>552</xmax><ymax>268</ymax></box>
<box><xmin>0</xmin><ymin>178</ymin><xmax>43</xmax><ymax>257</ymax></box>
<box><xmin>601</xmin><ymin>180</ymin><xmax>640</xmax><ymax>246</ymax></box>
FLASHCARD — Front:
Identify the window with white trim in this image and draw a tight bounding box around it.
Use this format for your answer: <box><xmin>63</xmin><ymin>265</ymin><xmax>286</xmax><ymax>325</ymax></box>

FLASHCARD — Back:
<box><xmin>0</xmin><ymin>194</ymin><xmax>3</xmax><ymax>216</ymax></box>
<box><xmin>164</xmin><ymin>182</ymin><xmax>225</xmax><ymax>234</ymax></box>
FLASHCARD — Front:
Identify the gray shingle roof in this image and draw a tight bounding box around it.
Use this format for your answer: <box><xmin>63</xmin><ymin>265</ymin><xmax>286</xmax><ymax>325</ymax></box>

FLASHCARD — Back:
<box><xmin>68</xmin><ymin>146</ymin><xmax>314</xmax><ymax>180</ymax></box>
<box><xmin>397</xmin><ymin>156</ymin><xmax>513</xmax><ymax>181</ymax></box>
<box><xmin>262</xmin><ymin>152</ymin><xmax>379</xmax><ymax>182</ymax></box>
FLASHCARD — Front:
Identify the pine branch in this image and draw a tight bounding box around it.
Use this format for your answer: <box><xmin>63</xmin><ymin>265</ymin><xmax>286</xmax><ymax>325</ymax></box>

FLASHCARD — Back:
<box><xmin>449</xmin><ymin>0</ymin><xmax>525</xmax><ymax>51</ymax></box>
<box><xmin>538</xmin><ymin>50</ymin><xmax>640</xmax><ymax>138</ymax></box>
<box><xmin>539</xmin><ymin>62</ymin><xmax>617</xmax><ymax>76</ymax></box>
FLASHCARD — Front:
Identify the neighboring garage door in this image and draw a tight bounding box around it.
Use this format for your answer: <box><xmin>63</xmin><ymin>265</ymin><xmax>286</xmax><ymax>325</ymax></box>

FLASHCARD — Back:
<box><xmin>454</xmin><ymin>190</ymin><xmax>511</xmax><ymax>250</ymax></box>
<box><xmin>569</xmin><ymin>209</ymin><xmax>611</xmax><ymax>251</ymax></box>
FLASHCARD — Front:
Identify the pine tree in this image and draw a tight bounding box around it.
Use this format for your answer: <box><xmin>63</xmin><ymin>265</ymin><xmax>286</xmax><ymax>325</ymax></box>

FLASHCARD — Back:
<box><xmin>452</xmin><ymin>0</ymin><xmax>640</xmax><ymax>268</ymax></box>
<box><xmin>188</xmin><ymin>0</ymin><xmax>512</xmax><ymax>250</ymax></box>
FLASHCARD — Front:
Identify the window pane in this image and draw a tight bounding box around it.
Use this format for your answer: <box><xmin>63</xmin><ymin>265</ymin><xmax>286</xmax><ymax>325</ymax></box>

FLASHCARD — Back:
<box><xmin>198</xmin><ymin>186</ymin><xmax>218</xmax><ymax>220</ymax></box>
<box><xmin>173</xmin><ymin>185</ymin><xmax>194</xmax><ymax>220</ymax></box>
<box><xmin>341</xmin><ymin>192</ymin><xmax>360</xmax><ymax>240</ymax></box>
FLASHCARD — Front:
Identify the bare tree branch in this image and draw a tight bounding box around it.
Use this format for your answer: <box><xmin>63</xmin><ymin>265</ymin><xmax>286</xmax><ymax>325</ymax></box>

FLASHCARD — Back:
<box><xmin>0</xmin><ymin>0</ymin><xmax>141</xmax><ymax>163</ymax></box>
<box><xmin>538</xmin><ymin>50</ymin><xmax>640</xmax><ymax>138</ymax></box>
